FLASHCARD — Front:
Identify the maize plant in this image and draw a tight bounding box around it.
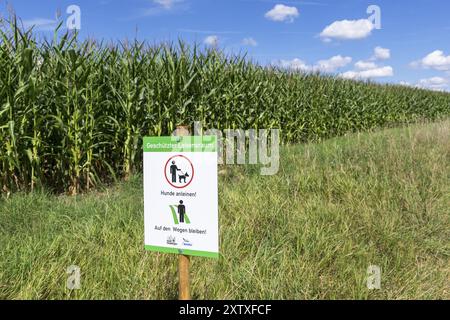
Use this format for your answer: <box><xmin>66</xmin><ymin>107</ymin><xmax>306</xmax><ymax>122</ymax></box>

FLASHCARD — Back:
<box><xmin>0</xmin><ymin>20</ymin><xmax>449</xmax><ymax>194</ymax></box>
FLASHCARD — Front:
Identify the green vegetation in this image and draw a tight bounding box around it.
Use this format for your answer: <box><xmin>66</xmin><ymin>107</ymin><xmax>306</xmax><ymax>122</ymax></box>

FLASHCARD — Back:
<box><xmin>1</xmin><ymin>121</ymin><xmax>448</xmax><ymax>299</ymax></box>
<box><xmin>1</xmin><ymin>21</ymin><xmax>450</xmax><ymax>194</ymax></box>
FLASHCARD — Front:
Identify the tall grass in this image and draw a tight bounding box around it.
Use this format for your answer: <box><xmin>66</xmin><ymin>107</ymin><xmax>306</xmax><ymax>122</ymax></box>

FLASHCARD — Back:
<box><xmin>1</xmin><ymin>121</ymin><xmax>448</xmax><ymax>299</ymax></box>
<box><xmin>1</xmin><ymin>19</ymin><xmax>450</xmax><ymax>194</ymax></box>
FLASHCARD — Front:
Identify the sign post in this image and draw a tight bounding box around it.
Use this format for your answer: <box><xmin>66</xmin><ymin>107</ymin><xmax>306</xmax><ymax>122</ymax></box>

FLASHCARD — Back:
<box><xmin>143</xmin><ymin>129</ymin><xmax>219</xmax><ymax>300</ymax></box>
<box><xmin>176</xmin><ymin>126</ymin><xmax>191</xmax><ymax>301</ymax></box>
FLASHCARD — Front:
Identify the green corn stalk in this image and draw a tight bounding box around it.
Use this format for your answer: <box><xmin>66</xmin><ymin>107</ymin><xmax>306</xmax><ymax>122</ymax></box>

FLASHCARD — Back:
<box><xmin>0</xmin><ymin>18</ymin><xmax>449</xmax><ymax>194</ymax></box>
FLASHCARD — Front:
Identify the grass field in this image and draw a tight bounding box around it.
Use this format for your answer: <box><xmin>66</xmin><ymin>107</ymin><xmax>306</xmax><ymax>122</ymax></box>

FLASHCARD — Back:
<box><xmin>0</xmin><ymin>120</ymin><xmax>449</xmax><ymax>300</ymax></box>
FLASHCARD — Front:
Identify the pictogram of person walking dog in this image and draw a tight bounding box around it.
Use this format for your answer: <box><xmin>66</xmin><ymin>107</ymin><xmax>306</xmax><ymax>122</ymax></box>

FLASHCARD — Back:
<box><xmin>169</xmin><ymin>160</ymin><xmax>190</xmax><ymax>184</ymax></box>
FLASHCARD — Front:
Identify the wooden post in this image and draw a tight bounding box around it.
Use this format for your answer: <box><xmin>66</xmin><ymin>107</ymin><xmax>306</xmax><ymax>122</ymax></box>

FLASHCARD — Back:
<box><xmin>178</xmin><ymin>254</ymin><xmax>190</xmax><ymax>300</ymax></box>
<box><xmin>174</xmin><ymin>125</ymin><xmax>191</xmax><ymax>300</ymax></box>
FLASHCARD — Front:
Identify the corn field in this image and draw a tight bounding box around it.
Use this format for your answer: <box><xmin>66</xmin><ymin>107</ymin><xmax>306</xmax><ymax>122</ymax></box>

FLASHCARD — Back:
<box><xmin>1</xmin><ymin>20</ymin><xmax>449</xmax><ymax>194</ymax></box>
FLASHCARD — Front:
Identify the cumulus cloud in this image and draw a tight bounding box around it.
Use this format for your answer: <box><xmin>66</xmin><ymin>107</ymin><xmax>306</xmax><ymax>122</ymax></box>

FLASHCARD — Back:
<box><xmin>342</xmin><ymin>47</ymin><xmax>393</xmax><ymax>79</ymax></box>
<box><xmin>355</xmin><ymin>60</ymin><xmax>378</xmax><ymax>70</ymax></box>
<box><xmin>277</xmin><ymin>55</ymin><xmax>352</xmax><ymax>73</ymax></box>
<box><xmin>265</xmin><ymin>4</ymin><xmax>299</xmax><ymax>23</ymax></box>
<box><xmin>204</xmin><ymin>35</ymin><xmax>219</xmax><ymax>47</ymax></box>
<box><xmin>398</xmin><ymin>81</ymin><xmax>412</xmax><ymax>87</ymax></box>
<box><xmin>412</xmin><ymin>50</ymin><xmax>450</xmax><ymax>71</ymax></box>
<box><xmin>314</xmin><ymin>55</ymin><xmax>352</xmax><ymax>73</ymax></box>
<box><xmin>398</xmin><ymin>78</ymin><xmax>449</xmax><ymax>92</ymax></box>
<box><xmin>373</xmin><ymin>46</ymin><xmax>390</xmax><ymax>60</ymax></box>
<box><xmin>320</xmin><ymin>19</ymin><xmax>374</xmax><ymax>41</ymax></box>
<box><xmin>278</xmin><ymin>58</ymin><xmax>310</xmax><ymax>71</ymax></box>
<box><xmin>417</xmin><ymin>76</ymin><xmax>449</xmax><ymax>91</ymax></box>
<box><xmin>242</xmin><ymin>37</ymin><xmax>258</xmax><ymax>47</ymax></box>
<box><xmin>341</xmin><ymin>66</ymin><xmax>394</xmax><ymax>79</ymax></box>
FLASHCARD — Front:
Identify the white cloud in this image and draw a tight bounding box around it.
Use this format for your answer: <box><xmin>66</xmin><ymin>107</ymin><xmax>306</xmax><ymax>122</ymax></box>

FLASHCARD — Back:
<box><xmin>419</xmin><ymin>76</ymin><xmax>448</xmax><ymax>85</ymax></box>
<box><xmin>278</xmin><ymin>58</ymin><xmax>310</xmax><ymax>71</ymax></box>
<box><xmin>398</xmin><ymin>78</ymin><xmax>449</xmax><ymax>92</ymax></box>
<box><xmin>314</xmin><ymin>55</ymin><xmax>352</xmax><ymax>72</ymax></box>
<box><xmin>142</xmin><ymin>0</ymin><xmax>186</xmax><ymax>16</ymax></box>
<box><xmin>204</xmin><ymin>35</ymin><xmax>219</xmax><ymax>47</ymax></box>
<box><xmin>373</xmin><ymin>46</ymin><xmax>390</xmax><ymax>60</ymax></box>
<box><xmin>265</xmin><ymin>4</ymin><xmax>299</xmax><ymax>23</ymax></box>
<box><xmin>242</xmin><ymin>37</ymin><xmax>258</xmax><ymax>47</ymax></box>
<box><xmin>412</xmin><ymin>50</ymin><xmax>450</xmax><ymax>71</ymax></box>
<box><xmin>154</xmin><ymin>0</ymin><xmax>181</xmax><ymax>9</ymax></box>
<box><xmin>278</xmin><ymin>55</ymin><xmax>352</xmax><ymax>73</ymax></box>
<box><xmin>341</xmin><ymin>66</ymin><xmax>394</xmax><ymax>79</ymax></box>
<box><xmin>354</xmin><ymin>60</ymin><xmax>378</xmax><ymax>70</ymax></box>
<box><xmin>417</xmin><ymin>76</ymin><xmax>449</xmax><ymax>91</ymax></box>
<box><xmin>320</xmin><ymin>19</ymin><xmax>374</xmax><ymax>41</ymax></box>
<box><xmin>22</xmin><ymin>18</ymin><xmax>58</xmax><ymax>31</ymax></box>
<box><xmin>342</xmin><ymin>47</ymin><xmax>393</xmax><ymax>80</ymax></box>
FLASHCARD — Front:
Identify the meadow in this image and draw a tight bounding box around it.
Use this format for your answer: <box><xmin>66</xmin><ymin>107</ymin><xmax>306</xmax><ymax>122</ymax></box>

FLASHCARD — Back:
<box><xmin>1</xmin><ymin>121</ymin><xmax>448</xmax><ymax>299</ymax></box>
<box><xmin>1</xmin><ymin>20</ymin><xmax>450</xmax><ymax>194</ymax></box>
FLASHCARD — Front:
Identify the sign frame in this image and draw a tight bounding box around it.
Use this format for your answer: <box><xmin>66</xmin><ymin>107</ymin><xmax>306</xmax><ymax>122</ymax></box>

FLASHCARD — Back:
<box><xmin>143</xmin><ymin>135</ymin><xmax>219</xmax><ymax>259</ymax></box>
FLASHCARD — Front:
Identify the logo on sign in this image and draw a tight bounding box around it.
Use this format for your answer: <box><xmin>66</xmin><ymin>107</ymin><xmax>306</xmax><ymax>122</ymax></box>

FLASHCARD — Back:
<box><xmin>182</xmin><ymin>238</ymin><xmax>193</xmax><ymax>247</ymax></box>
<box><xmin>166</xmin><ymin>236</ymin><xmax>177</xmax><ymax>246</ymax></box>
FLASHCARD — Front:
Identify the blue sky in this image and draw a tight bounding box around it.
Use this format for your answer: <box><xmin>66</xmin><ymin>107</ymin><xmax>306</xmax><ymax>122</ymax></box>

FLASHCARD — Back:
<box><xmin>2</xmin><ymin>0</ymin><xmax>450</xmax><ymax>90</ymax></box>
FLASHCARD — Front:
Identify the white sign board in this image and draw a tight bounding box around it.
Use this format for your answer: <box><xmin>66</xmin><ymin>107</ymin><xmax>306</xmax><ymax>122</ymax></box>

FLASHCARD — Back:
<box><xmin>143</xmin><ymin>136</ymin><xmax>219</xmax><ymax>258</ymax></box>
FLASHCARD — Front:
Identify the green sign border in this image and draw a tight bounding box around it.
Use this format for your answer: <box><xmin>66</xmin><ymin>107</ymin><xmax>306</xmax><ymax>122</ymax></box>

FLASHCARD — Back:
<box><xmin>145</xmin><ymin>245</ymin><xmax>219</xmax><ymax>259</ymax></box>
<box><xmin>143</xmin><ymin>136</ymin><xmax>217</xmax><ymax>153</ymax></box>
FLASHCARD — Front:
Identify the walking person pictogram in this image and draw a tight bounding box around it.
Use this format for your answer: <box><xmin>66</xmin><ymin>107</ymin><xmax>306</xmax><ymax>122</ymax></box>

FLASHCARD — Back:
<box><xmin>178</xmin><ymin>200</ymin><xmax>186</xmax><ymax>223</ymax></box>
<box><xmin>170</xmin><ymin>161</ymin><xmax>181</xmax><ymax>183</ymax></box>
